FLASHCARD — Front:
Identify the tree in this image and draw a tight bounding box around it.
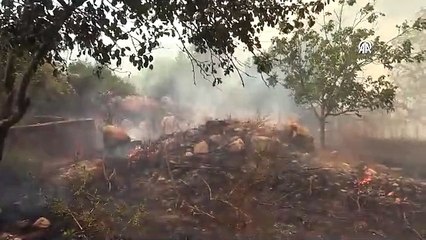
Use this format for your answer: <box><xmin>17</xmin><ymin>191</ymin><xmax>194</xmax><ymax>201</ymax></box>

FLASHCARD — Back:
<box><xmin>0</xmin><ymin>0</ymin><xmax>330</xmax><ymax>161</ymax></box>
<box><xmin>28</xmin><ymin>61</ymin><xmax>136</xmax><ymax>117</ymax></box>
<box><xmin>391</xmin><ymin>9</ymin><xmax>426</xmax><ymax>121</ymax></box>
<box><xmin>254</xmin><ymin>0</ymin><xmax>426</xmax><ymax>148</ymax></box>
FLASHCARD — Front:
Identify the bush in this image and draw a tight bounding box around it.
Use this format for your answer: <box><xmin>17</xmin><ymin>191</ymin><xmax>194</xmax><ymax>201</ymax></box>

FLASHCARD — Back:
<box><xmin>48</xmin><ymin>166</ymin><xmax>146</xmax><ymax>239</ymax></box>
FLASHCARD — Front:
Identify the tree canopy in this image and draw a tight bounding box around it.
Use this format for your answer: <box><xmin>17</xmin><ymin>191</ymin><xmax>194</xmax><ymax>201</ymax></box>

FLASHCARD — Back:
<box><xmin>26</xmin><ymin>61</ymin><xmax>136</xmax><ymax>117</ymax></box>
<box><xmin>254</xmin><ymin>0</ymin><xmax>426</xmax><ymax>147</ymax></box>
<box><xmin>0</xmin><ymin>0</ymin><xmax>331</xmax><ymax>161</ymax></box>
<box><xmin>391</xmin><ymin>9</ymin><xmax>426</xmax><ymax>120</ymax></box>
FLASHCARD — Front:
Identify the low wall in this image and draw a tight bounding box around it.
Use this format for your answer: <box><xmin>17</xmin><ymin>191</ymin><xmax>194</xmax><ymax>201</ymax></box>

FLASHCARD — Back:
<box><xmin>6</xmin><ymin>118</ymin><xmax>98</xmax><ymax>158</ymax></box>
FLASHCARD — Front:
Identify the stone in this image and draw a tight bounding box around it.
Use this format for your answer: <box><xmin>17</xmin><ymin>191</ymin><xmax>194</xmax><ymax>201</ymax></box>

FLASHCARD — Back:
<box><xmin>228</xmin><ymin>138</ymin><xmax>245</xmax><ymax>153</ymax></box>
<box><xmin>32</xmin><ymin>217</ymin><xmax>51</xmax><ymax>229</ymax></box>
<box><xmin>194</xmin><ymin>141</ymin><xmax>209</xmax><ymax>154</ymax></box>
<box><xmin>250</xmin><ymin>135</ymin><xmax>280</xmax><ymax>154</ymax></box>
<box><xmin>102</xmin><ymin>125</ymin><xmax>131</xmax><ymax>148</ymax></box>
<box><xmin>185</xmin><ymin>152</ymin><xmax>194</xmax><ymax>157</ymax></box>
<box><xmin>209</xmin><ymin>134</ymin><xmax>223</xmax><ymax>144</ymax></box>
<box><xmin>205</xmin><ymin>120</ymin><xmax>229</xmax><ymax>134</ymax></box>
<box><xmin>0</xmin><ymin>233</ymin><xmax>22</xmax><ymax>240</ymax></box>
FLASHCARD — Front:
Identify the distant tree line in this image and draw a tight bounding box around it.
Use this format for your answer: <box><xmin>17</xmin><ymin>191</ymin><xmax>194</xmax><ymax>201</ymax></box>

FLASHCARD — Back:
<box><xmin>17</xmin><ymin>61</ymin><xmax>136</xmax><ymax>122</ymax></box>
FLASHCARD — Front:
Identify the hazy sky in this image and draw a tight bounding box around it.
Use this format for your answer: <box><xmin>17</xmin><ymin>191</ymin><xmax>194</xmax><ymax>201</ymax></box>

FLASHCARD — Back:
<box><xmin>114</xmin><ymin>0</ymin><xmax>425</xmax><ymax>78</ymax></box>
<box><xmin>97</xmin><ymin>0</ymin><xmax>425</xmax><ymax>131</ymax></box>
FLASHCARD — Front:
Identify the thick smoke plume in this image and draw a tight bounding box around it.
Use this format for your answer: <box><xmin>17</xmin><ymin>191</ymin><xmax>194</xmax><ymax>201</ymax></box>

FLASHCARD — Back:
<box><xmin>127</xmin><ymin>53</ymin><xmax>300</xmax><ymax>130</ymax></box>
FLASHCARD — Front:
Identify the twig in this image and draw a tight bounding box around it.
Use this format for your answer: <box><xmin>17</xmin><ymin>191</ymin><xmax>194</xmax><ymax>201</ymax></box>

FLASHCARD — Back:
<box><xmin>171</xmin><ymin>164</ymin><xmax>235</xmax><ymax>170</ymax></box>
<box><xmin>200</xmin><ymin>177</ymin><xmax>213</xmax><ymax>200</ymax></box>
<box><xmin>403</xmin><ymin>211</ymin><xmax>424</xmax><ymax>240</ymax></box>
<box><xmin>68</xmin><ymin>211</ymin><xmax>83</xmax><ymax>230</ymax></box>
<box><xmin>164</xmin><ymin>153</ymin><xmax>174</xmax><ymax>181</ymax></box>
<box><xmin>356</xmin><ymin>194</ymin><xmax>361</xmax><ymax>212</ymax></box>
<box><xmin>184</xmin><ymin>203</ymin><xmax>216</xmax><ymax>220</ymax></box>
<box><xmin>252</xmin><ymin>197</ymin><xmax>274</xmax><ymax>206</ymax></box>
<box><xmin>216</xmin><ymin>199</ymin><xmax>252</xmax><ymax>224</ymax></box>
<box><xmin>275</xmin><ymin>189</ymin><xmax>303</xmax><ymax>203</ymax></box>
<box><xmin>368</xmin><ymin>229</ymin><xmax>386</xmax><ymax>238</ymax></box>
<box><xmin>328</xmin><ymin>211</ymin><xmax>347</xmax><ymax>220</ymax></box>
<box><xmin>101</xmin><ymin>161</ymin><xmax>113</xmax><ymax>192</ymax></box>
<box><xmin>162</xmin><ymin>144</ymin><xmax>182</xmax><ymax>208</ymax></box>
<box><xmin>229</xmin><ymin>180</ymin><xmax>243</xmax><ymax>196</ymax></box>
<box><xmin>308</xmin><ymin>176</ymin><xmax>314</xmax><ymax>196</ymax></box>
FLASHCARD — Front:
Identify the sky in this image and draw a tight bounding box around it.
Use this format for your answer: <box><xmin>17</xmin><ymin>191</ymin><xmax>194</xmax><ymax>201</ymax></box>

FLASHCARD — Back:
<box><xmin>94</xmin><ymin>0</ymin><xmax>426</xmax><ymax>131</ymax></box>
<box><xmin>114</xmin><ymin>0</ymin><xmax>425</xmax><ymax>78</ymax></box>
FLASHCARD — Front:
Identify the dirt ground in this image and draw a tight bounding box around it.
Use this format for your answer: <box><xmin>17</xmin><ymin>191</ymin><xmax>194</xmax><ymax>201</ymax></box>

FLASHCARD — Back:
<box><xmin>1</xmin><ymin>119</ymin><xmax>426</xmax><ymax>240</ymax></box>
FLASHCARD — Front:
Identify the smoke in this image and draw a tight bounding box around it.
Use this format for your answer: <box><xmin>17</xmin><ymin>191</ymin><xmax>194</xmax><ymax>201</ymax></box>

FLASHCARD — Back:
<box><xmin>127</xmin><ymin>52</ymin><xmax>299</xmax><ymax>129</ymax></box>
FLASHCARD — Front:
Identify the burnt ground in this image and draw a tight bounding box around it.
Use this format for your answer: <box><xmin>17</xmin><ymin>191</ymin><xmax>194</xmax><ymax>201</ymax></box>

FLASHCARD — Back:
<box><xmin>334</xmin><ymin>135</ymin><xmax>426</xmax><ymax>179</ymax></box>
<box><xmin>1</xmin><ymin>119</ymin><xmax>426</xmax><ymax>240</ymax></box>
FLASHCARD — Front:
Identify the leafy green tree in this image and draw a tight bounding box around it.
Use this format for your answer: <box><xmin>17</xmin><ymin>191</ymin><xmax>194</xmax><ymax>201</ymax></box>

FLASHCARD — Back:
<box><xmin>391</xmin><ymin>9</ymin><xmax>426</xmax><ymax>120</ymax></box>
<box><xmin>27</xmin><ymin>61</ymin><xmax>136</xmax><ymax>117</ymax></box>
<box><xmin>0</xmin><ymin>0</ymin><xmax>329</xmax><ymax>161</ymax></box>
<box><xmin>66</xmin><ymin>62</ymin><xmax>136</xmax><ymax>114</ymax></box>
<box><xmin>254</xmin><ymin>0</ymin><xmax>426</xmax><ymax>148</ymax></box>
<box><xmin>27</xmin><ymin>63</ymin><xmax>74</xmax><ymax>116</ymax></box>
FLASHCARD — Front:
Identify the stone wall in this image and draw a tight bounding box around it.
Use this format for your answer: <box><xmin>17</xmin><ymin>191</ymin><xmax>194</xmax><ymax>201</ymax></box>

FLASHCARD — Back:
<box><xmin>6</xmin><ymin>118</ymin><xmax>98</xmax><ymax>158</ymax></box>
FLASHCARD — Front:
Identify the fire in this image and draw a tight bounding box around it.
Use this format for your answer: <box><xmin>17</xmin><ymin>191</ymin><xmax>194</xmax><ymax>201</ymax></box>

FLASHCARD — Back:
<box><xmin>128</xmin><ymin>145</ymin><xmax>143</xmax><ymax>162</ymax></box>
<box><xmin>283</xmin><ymin>118</ymin><xmax>310</xmax><ymax>136</ymax></box>
<box><xmin>356</xmin><ymin>167</ymin><xmax>376</xmax><ymax>186</ymax></box>
<box><xmin>358</xmin><ymin>175</ymin><xmax>373</xmax><ymax>186</ymax></box>
<box><xmin>127</xmin><ymin>145</ymin><xmax>159</xmax><ymax>164</ymax></box>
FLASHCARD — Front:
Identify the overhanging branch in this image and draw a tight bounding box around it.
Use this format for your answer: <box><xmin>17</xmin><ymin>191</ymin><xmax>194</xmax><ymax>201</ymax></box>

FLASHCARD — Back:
<box><xmin>1</xmin><ymin>50</ymin><xmax>17</xmax><ymax>119</ymax></box>
<box><xmin>0</xmin><ymin>0</ymin><xmax>87</xmax><ymax>129</ymax></box>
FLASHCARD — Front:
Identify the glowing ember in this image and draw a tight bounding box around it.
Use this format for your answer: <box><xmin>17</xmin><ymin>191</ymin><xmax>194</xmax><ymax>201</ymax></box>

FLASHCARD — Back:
<box><xmin>356</xmin><ymin>167</ymin><xmax>376</xmax><ymax>186</ymax></box>
<box><xmin>358</xmin><ymin>175</ymin><xmax>373</xmax><ymax>186</ymax></box>
<box><xmin>128</xmin><ymin>145</ymin><xmax>143</xmax><ymax>162</ymax></box>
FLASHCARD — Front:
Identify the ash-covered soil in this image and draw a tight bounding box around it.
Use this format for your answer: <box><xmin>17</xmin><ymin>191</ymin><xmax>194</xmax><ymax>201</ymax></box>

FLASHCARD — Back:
<box><xmin>1</xmin><ymin>119</ymin><xmax>426</xmax><ymax>240</ymax></box>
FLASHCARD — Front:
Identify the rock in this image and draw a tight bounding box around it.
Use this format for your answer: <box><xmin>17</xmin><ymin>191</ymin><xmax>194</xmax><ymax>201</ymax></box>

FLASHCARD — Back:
<box><xmin>185</xmin><ymin>152</ymin><xmax>194</xmax><ymax>157</ymax></box>
<box><xmin>161</xmin><ymin>115</ymin><xmax>180</xmax><ymax>135</ymax></box>
<box><xmin>250</xmin><ymin>135</ymin><xmax>281</xmax><ymax>154</ymax></box>
<box><xmin>0</xmin><ymin>232</ymin><xmax>22</xmax><ymax>240</ymax></box>
<box><xmin>32</xmin><ymin>217</ymin><xmax>51</xmax><ymax>229</ymax></box>
<box><xmin>374</xmin><ymin>164</ymin><xmax>390</xmax><ymax>172</ymax></box>
<box><xmin>102</xmin><ymin>125</ymin><xmax>131</xmax><ymax>148</ymax></box>
<box><xmin>209</xmin><ymin>134</ymin><xmax>223</xmax><ymax>144</ymax></box>
<box><xmin>255</xmin><ymin>127</ymin><xmax>274</xmax><ymax>137</ymax></box>
<box><xmin>290</xmin><ymin>133</ymin><xmax>315</xmax><ymax>152</ymax></box>
<box><xmin>15</xmin><ymin>219</ymin><xmax>31</xmax><ymax>229</ymax></box>
<box><xmin>194</xmin><ymin>141</ymin><xmax>209</xmax><ymax>154</ymax></box>
<box><xmin>205</xmin><ymin>120</ymin><xmax>229</xmax><ymax>134</ymax></box>
<box><xmin>228</xmin><ymin>138</ymin><xmax>245</xmax><ymax>153</ymax></box>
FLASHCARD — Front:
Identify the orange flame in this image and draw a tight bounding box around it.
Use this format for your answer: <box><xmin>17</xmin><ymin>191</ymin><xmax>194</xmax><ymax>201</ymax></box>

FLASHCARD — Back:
<box><xmin>358</xmin><ymin>175</ymin><xmax>373</xmax><ymax>186</ymax></box>
<box><xmin>356</xmin><ymin>167</ymin><xmax>376</xmax><ymax>186</ymax></box>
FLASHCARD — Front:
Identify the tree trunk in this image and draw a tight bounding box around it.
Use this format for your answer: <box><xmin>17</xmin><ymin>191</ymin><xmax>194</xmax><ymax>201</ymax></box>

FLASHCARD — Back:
<box><xmin>319</xmin><ymin>117</ymin><xmax>326</xmax><ymax>149</ymax></box>
<box><xmin>0</xmin><ymin>127</ymin><xmax>9</xmax><ymax>162</ymax></box>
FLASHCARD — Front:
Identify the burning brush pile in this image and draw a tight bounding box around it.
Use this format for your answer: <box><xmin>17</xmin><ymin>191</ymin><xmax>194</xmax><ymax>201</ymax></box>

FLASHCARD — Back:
<box><xmin>4</xmin><ymin>119</ymin><xmax>426</xmax><ymax>240</ymax></box>
<box><xmin>104</xmin><ymin>119</ymin><xmax>426</xmax><ymax>239</ymax></box>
